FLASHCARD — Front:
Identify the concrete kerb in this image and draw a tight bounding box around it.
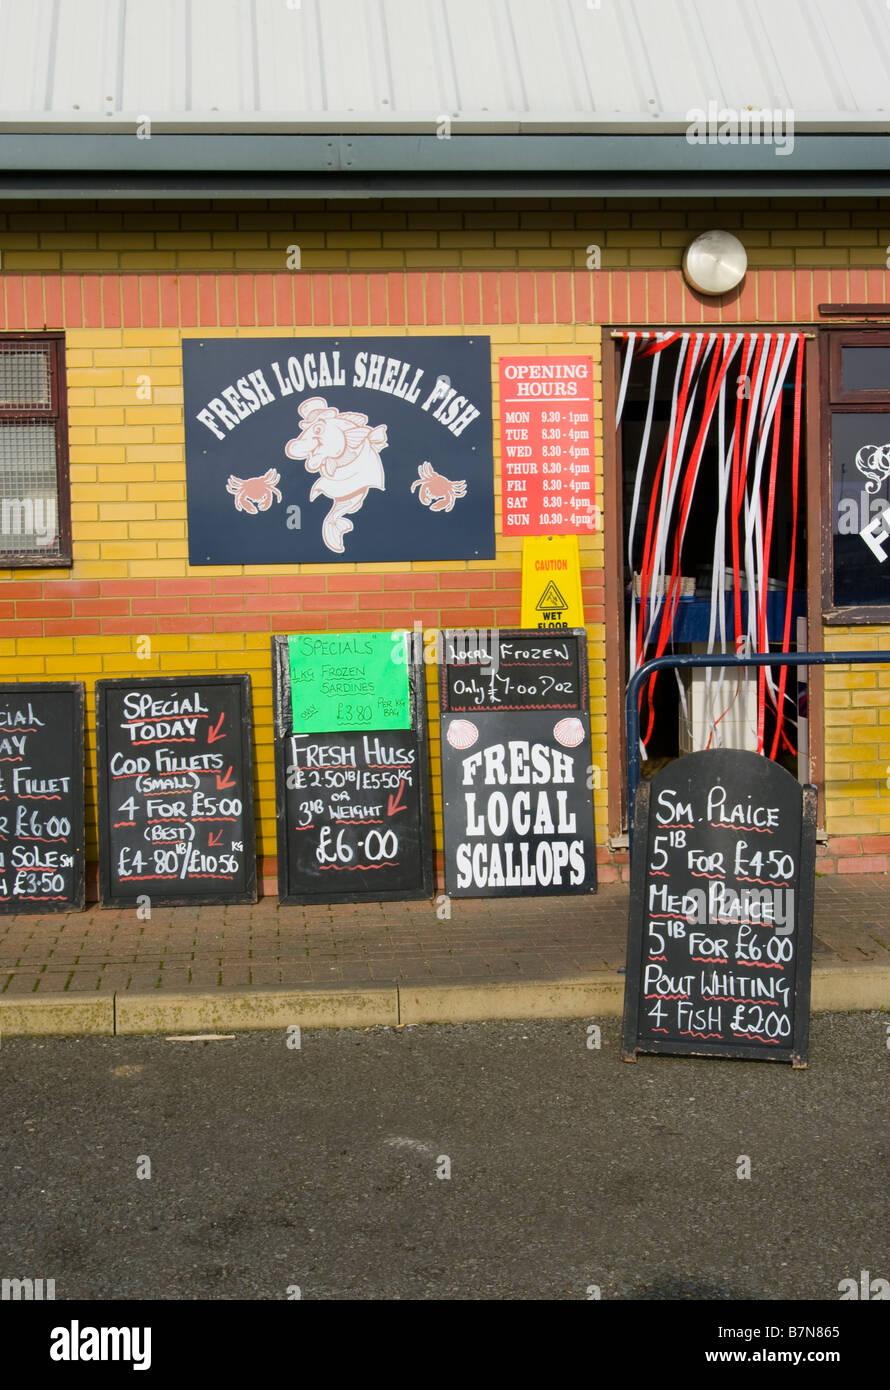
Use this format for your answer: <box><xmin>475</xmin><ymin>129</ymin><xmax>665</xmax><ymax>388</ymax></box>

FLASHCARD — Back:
<box><xmin>399</xmin><ymin>973</ymin><xmax>625</xmax><ymax>1024</ymax></box>
<box><xmin>114</xmin><ymin>985</ymin><xmax>399</xmax><ymax>1034</ymax></box>
<box><xmin>809</xmin><ymin>966</ymin><xmax>890</xmax><ymax>1013</ymax></box>
<box><xmin>0</xmin><ymin>992</ymin><xmax>115</xmax><ymax>1036</ymax></box>
<box><xmin>0</xmin><ymin>967</ymin><xmax>886</xmax><ymax>1036</ymax></box>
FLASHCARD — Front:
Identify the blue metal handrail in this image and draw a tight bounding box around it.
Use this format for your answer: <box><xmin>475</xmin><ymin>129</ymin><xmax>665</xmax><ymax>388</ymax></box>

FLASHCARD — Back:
<box><xmin>625</xmin><ymin>650</ymin><xmax>890</xmax><ymax>861</ymax></box>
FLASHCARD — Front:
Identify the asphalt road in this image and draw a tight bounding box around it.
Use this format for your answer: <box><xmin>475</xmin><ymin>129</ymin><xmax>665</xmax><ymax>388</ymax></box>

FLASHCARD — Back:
<box><xmin>0</xmin><ymin>1013</ymin><xmax>887</xmax><ymax>1301</ymax></box>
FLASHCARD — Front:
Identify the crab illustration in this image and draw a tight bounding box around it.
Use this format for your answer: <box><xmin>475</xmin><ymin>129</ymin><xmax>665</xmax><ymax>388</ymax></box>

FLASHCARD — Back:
<box><xmin>226</xmin><ymin>468</ymin><xmax>282</xmax><ymax>514</ymax></box>
<box><xmin>410</xmin><ymin>462</ymin><xmax>467</xmax><ymax>513</ymax></box>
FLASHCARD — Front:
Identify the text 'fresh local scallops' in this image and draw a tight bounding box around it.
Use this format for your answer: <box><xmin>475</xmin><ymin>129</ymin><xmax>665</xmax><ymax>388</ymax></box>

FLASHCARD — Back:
<box><xmin>454</xmin><ymin>739</ymin><xmax>586</xmax><ymax>889</ymax></box>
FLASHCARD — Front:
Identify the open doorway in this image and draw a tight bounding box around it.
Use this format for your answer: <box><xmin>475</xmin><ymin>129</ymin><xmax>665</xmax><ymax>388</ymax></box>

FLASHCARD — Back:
<box><xmin>609</xmin><ymin>330</ymin><xmax>810</xmax><ymax>826</ymax></box>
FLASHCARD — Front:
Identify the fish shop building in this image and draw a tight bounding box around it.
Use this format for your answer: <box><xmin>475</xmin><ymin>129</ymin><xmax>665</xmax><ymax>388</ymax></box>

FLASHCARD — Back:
<box><xmin>1</xmin><ymin>0</ymin><xmax>890</xmax><ymax>895</ymax></box>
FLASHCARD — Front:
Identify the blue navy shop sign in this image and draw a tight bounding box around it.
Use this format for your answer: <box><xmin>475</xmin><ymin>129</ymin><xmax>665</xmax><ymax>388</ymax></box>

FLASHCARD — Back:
<box><xmin>183</xmin><ymin>336</ymin><xmax>495</xmax><ymax>565</ymax></box>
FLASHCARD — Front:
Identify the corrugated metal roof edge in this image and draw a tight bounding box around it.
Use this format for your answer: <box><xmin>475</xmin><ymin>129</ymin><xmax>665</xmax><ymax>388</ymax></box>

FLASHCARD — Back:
<box><xmin>1</xmin><ymin>114</ymin><xmax>889</xmax><ymax>135</ymax></box>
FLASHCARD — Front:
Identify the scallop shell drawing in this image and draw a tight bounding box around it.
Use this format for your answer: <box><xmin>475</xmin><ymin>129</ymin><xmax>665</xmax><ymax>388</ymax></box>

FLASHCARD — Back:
<box><xmin>447</xmin><ymin>719</ymin><xmax>479</xmax><ymax>750</ymax></box>
<box><xmin>553</xmin><ymin>717</ymin><xmax>585</xmax><ymax>748</ymax></box>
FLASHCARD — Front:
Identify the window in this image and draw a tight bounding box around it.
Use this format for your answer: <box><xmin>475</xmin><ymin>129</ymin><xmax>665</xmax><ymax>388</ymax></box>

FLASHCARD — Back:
<box><xmin>824</xmin><ymin>328</ymin><xmax>890</xmax><ymax>619</ymax></box>
<box><xmin>0</xmin><ymin>334</ymin><xmax>71</xmax><ymax>567</ymax></box>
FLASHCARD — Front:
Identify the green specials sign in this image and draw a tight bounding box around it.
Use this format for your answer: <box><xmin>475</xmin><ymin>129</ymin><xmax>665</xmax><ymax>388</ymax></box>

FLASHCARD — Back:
<box><xmin>287</xmin><ymin>631</ymin><xmax>410</xmax><ymax>734</ymax></box>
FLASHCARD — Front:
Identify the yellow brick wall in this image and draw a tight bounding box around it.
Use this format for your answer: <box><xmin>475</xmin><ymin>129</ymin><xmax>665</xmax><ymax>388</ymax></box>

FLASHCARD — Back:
<box><xmin>822</xmin><ymin>631</ymin><xmax>890</xmax><ymax>840</ymax></box>
<box><xmin>0</xmin><ymin>317</ymin><xmax>605</xmax><ymax>867</ymax></box>
<box><xmin>2</xmin><ymin>196</ymin><xmax>890</xmax><ymax>271</ymax></box>
<box><xmin>3</xmin><ymin>195</ymin><xmax>890</xmax><ymax>867</ymax></box>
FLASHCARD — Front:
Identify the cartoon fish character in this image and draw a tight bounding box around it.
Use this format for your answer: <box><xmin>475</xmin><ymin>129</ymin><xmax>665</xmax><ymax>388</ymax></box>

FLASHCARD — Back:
<box><xmin>284</xmin><ymin>396</ymin><xmax>387</xmax><ymax>553</ymax></box>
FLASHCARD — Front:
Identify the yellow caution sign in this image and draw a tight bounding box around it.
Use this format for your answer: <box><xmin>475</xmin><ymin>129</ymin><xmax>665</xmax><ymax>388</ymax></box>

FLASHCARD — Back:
<box><xmin>521</xmin><ymin>535</ymin><xmax>585</xmax><ymax>630</ymax></box>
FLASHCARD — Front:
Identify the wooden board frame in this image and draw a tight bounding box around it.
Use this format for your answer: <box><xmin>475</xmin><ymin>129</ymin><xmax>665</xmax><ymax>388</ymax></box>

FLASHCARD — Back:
<box><xmin>621</xmin><ymin>774</ymin><xmax>817</xmax><ymax>1067</ymax></box>
<box><xmin>95</xmin><ymin>674</ymin><xmax>257</xmax><ymax>909</ymax></box>
<box><xmin>272</xmin><ymin>634</ymin><xmax>435</xmax><ymax>905</ymax></box>
<box><xmin>439</xmin><ymin>627</ymin><xmax>596</xmax><ymax>899</ymax></box>
<box><xmin>0</xmin><ymin>680</ymin><xmax>85</xmax><ymax>914</ymax></box>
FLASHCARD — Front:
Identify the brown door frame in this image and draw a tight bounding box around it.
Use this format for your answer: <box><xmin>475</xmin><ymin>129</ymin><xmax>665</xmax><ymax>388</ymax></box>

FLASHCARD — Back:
<box><xmin>820</xmin><ymin>325</ymin><xmax>890</xmax><ymax>624</ymax></box>
<box><xmin>602</xmin><ymin>326</ymin><xmax>825</xmax><ymax>838</ymax></box>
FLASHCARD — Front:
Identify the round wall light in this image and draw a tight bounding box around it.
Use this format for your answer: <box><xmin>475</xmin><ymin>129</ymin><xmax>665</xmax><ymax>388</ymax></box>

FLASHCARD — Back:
<box><xmin>682</xmin><ymin>229</ymin><xmax>747</xmax><ymax>296</ymax></box>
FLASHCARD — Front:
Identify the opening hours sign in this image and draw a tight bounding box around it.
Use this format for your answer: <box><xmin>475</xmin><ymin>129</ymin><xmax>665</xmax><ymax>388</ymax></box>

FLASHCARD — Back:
<box><xmin>498</xmin><ymin>355</ymin><xmax>598</xmax><ymax>536</ymax></box>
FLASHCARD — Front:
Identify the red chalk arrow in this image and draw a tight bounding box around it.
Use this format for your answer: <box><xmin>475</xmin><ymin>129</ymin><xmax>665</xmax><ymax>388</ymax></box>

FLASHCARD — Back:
<box><xmin>386</xmin><ymin>780</ymin><xmax>408</xmax><ymax>817</ymax></box>
<box><xmin>215</xmin><ymin>765</ymin><xmax>237</xmax><ymax>790</ymax></box>
<box><xmin>207</xmin><ymin>711</ymin><xmax>226</xmax><ymax>743</ymax></box>
<box><xmin>207</xmin><ymin>829</ymin><xmax>224</xmax><ymax>847</ymax></box>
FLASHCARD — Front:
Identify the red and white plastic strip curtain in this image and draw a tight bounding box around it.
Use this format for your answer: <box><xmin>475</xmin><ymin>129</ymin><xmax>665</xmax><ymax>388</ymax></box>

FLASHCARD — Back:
<box><xmin>615</xmin><ymin>330</ymin><xmax>805</xmax><ymax>759</ymax></box>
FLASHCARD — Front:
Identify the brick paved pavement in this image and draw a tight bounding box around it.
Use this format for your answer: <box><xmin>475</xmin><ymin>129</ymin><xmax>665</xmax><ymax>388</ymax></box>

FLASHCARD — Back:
<box><xmin>0</xmin><ymin>875</ymin><xmax>888</xmax><ymax>996</ymax></box>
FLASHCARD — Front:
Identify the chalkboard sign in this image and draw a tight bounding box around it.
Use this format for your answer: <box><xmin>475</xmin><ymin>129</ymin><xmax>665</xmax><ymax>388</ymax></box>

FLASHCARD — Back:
<box><xmin>0</xmin><ymin>682</ymin><xmax>85</xmax><ymax>913</ymax></box>
<box><xmin>440</xmin><ymin>628</ymin><xmax>597</xmax><ymax>898</ymax></box>
<box><xmin>622</xmin><ymin>750</ymin><xmax>816</xmax><ymax>1066</ymax></box>
<box><xmin>443</xmin><ymin>630</ymin><xmax>582</xmax><ymax>712</ymax></box>
<box><xmin>272</xmin><ymin>634</ymin><xmax>434</xmax><ymax>904</ymax></box>
<box><xmin>96</xmin><ymin>676</ymin><xmax>256</xmax><ymax>908</ymax></box>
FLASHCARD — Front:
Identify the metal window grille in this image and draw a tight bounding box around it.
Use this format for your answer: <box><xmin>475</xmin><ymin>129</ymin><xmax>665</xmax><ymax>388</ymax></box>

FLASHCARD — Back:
<box><xmin>0</xmin><ymin>348</ymin><xmax>52</xmax><ymax>409</ymax></box>
<box><xmin>0</xmin><ymin>338</ymin><xmax>70</xmax><ymax>566</ymax></box>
